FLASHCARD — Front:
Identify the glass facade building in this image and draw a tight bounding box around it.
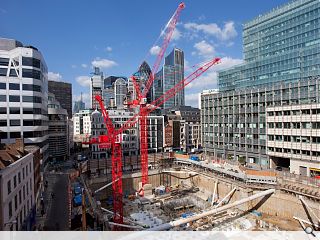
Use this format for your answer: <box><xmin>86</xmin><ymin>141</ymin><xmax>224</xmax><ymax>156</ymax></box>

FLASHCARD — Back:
<box><xmin>219</xmin><ymin>0</ymin><xmax>320</xmax><ymax>91</ymax></box>
<box><xmin>201</xmin><ymin>0</ymin><xmax>320</xmax><ymax>176</ymax></box>
<box><xmin>154</xmin><ymin>48</ymin><xmax>185</xmax><ymax>109</ymax></box>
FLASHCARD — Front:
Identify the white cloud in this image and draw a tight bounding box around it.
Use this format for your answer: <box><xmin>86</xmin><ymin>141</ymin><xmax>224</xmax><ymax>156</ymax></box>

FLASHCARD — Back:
<box><xmin>76</xmin><ymin>76</ymin><xmax>91</xmax><ymax>87</ymax></box>
<box><xmin>91</xmin><ymin>58</ymin><xmax>117</xmax><ymax>69</ymax></box>
<box><xmin>185</xmin><ymin>92</ymin><xmax>201</xmax><ymax>108</ymax></box>
<box><xmin>106</xmin><ymin>46</ymin><xmax>112</xmax><ymax>52</ymax></box>
<box><xmin>184</xmin><ymin>21</ymin><xmax>237</xmax><ymax>41</ymax></box>
<box><xmin>149</xmin><ymin>45</ymin><xmax>161</xmax><ymax>55</ymax></box>
<box><xmin>71</xmin><ymin>64</ymin><xmax>77</xmax><ymax>69</ymax></box>
<box><xmin>194</xmin><ymin>40</ymin><xmax>215</xmax><ymax>57</ymax></box>
<box><xmin>171</xmin><ymin>28</ymin><xmax>181</xmax><ymax>41</ymax></box>
<box><xmin>48</xmin><ymin>72</ymin><xmax>62</xmax><ymax>81</ymax></box>
<box><xmin>186</xmin><ymin>57</ymin><xmax>243</xmax><ymax>91</ymax></box>
<box><xmin>81</xmin><ymin>63</ymin><xmax>88</xmax><ymax>68</ymax></box>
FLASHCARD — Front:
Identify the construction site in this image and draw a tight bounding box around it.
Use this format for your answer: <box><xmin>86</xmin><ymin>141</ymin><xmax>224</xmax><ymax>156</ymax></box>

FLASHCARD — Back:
<box><xmin>74</xmin><ymin>153</ymin><xmax>320</xmax><ymax>232</ymax></box>
<box><xmin>71</xmin><ymin>2</ymin><xmax>320</xmax><ymax>233</ymax></box>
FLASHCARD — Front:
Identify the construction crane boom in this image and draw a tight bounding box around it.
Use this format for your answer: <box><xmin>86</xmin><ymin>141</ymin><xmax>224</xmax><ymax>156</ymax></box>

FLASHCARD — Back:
<box><xmin>142</xmin><ymin>2</ymin><xmax>185</xmax><ymax>98</ymax></box>
<box><xmin>148</xmin><ymin>58</ymin><xmax>221</xmax><ymax>111</ymax></box>
<box><xmin>114</xmin><ymin>58</ymin><xmax>221</xmax><ymax>145</ymax></box>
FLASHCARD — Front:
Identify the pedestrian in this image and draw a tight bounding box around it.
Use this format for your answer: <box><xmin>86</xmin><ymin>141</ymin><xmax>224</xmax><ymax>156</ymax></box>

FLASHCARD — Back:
<box><xmin>51</xmin><ymin>192</ymin><xmax>55</xmax><ymax>199</ymax></box>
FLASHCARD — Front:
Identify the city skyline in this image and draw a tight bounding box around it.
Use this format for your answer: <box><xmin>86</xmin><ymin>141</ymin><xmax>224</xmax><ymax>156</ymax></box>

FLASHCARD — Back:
<box><xmin>1</xmin><ymin>0</ymin><xmax>289</xmax><ymax>108</ymax></box>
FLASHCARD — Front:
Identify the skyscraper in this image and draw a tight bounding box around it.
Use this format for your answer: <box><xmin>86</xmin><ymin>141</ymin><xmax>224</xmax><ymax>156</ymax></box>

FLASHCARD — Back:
<box><xmin>73</xmin><ymin>92</ymin><xmax>85</xmax><ymax>114</ymax></box>
<box><xmin>154</xmin><ymin>48</ymin><xmax>184</xmax><ymax>109</ymax></box>
<box><xmin>0</xmin><ymin>38</ymin><xmax>49</xmax><ymax>162</ymax></box>
<box><xmin>103</xmin><ymin>76</ymin><xmax>127</xmax><ymax>108</ymax></box>
<box><xmin>48</xmin><ymin>80</ymin><xmax>72</xmax><ymax>118</ymax></box>
<box><xmin>114</xmin><ymin>78</ymin><xmax>127</xmax><ymax>108</ymax></box>
<box><xmin>90</xmin><ymin>67</ymin><xmax>103</xmax><ymax>110</ymax></box>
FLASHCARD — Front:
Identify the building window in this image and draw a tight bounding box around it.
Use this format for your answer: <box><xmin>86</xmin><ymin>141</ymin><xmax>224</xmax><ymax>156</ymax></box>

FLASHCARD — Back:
<box><xmin>283</xmin><ymin>122</ymin><xmax>290</xmax><ymax>129</ymax></box>
<box><xmin>0</xmin><ymin>57</ymin><xmax>9</xmax><ymax>66</ymax></box>
<box><xmin>0</xmin><ymin>68</ymin><xmax>7</xmax><ymax>76</ymax></box>
<box><xmin>22</xmin><ymin>84</ymin><xmax>41</xmax><ymax>92</ymax></box>
<box><xmin>23</xmin><ymin>186</ymin><xmax>25</xmax><ymax>200</ymax></box>
<box><xmin>9</xmin><ymin>83</ymin><xmax>20</xmax><ymax>90</ymax></box>
<box><xmin>7</xmin><ymin>180</ymin><xmax>11</xmax><ymax>194</ymax></box>
<box><xmin>0</xmin><ymin>107</ymin><xmax>6</xmax><ymax>114</ymax></box>
<box><xmin>10</xmin><ymin>108</ymin><xmax>20</xmax><ymax>114</ymax></box>
<box><xmin>18</xmin><ymin>190</ymin><xmax>21</xmax><ymax>204</ymax></box>
<box><xmin>14</xmin><ymin>195</ymin><xmax>18</xmax><ymax>211</ymax></box>
<box><xmin>0</xmin><ymin>82</ymin><xmax>6</xmax><ymax>89</ymax></box>
<box><xmin>0</xmin><ymin>120</ymin><xmax>7</xmax><ymax>126</ymax></box>
<box><xmin>10</xmin><ymin>120</ymin><xmax>20</xmax><ymax>126</ymax></box>
<box><xmin>22</xmin><ymin>57</ymin><xmax>41</xmax><ymax>68</ymax></box>
<box><xmin>9</xmin><ymin>201</ymin><xmax>12</xmax><ymax>218</ymax></box>
<box><xmin>275</xmin><ymin>123</ymin><xmax>282</xmax><ymax>128</ymax></box>
<box><xmin>302</xmin><ymin>109</ymin><xmax>310</xmax><ymax>115</ymax></box>
<box><xmin>292</xmin><ymin>110</ymin><xmax>300</xmax><ymax>115</ymax></box>
<box><xmin>10</xmin><ymin>132</ymin><xmax>21</xmax><ymax>138</ymax></box>
<box><xmin>22</xmin><ymin>96</ymin><xmax>42</xmax><ymax>103</ymax></box>
<box><xmin>13</xmin><ymin>176</ymin><xmax>17</xmax><ymax>188</ymax></box>
<box><xmin>9</xmin><ymin>95</ymin><xmax>20</xmax><ymax>102</ymax></box>
<box><xmin>18</xmin><ymin>172</ymin><xmax>21</xmax><ymax>183</ymax></box>
<box><xmin>22</xmin><ymin>69</ymin><xmax>41</xmax><ymax>80</ymax></box>
<box><xmin>0</xmin><ymin>95</ymin><xmax>6</xmax><ymax>101</ymax></box>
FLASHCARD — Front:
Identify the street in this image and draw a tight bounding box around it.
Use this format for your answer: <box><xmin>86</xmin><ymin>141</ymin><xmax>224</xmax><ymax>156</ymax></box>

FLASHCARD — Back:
<box><xmin>36</xmin><ymin>157</ymin><xmax>77</xmax><ymax>230</ymax></box>
<box><xmin>43</xmin><ymin>173</ymin><xmax>70</xmax><ymax>230</ymax></box>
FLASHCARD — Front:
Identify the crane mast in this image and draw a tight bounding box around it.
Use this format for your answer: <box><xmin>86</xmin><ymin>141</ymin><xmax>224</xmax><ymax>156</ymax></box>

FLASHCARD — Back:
<box><xmin>81</xmin><ymin>2</ymin><xmax>222</xmax><ymax>230</ymax></box>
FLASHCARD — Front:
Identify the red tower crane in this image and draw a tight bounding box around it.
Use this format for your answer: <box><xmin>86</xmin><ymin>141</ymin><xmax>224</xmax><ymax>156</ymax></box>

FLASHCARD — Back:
<box><xmin>130</xmin><ymin>2</ymin><xmax>185</xmax><ymax>187</ymax></box>
<box><xmin>86</xmin><ymin>57</ymin><xmax>220</xmax><ymax>229</ymax></box>
<box><xmin>83</xmin><ymin>2</ymin><xmax>221</xmax><ymax>229</ymax></box>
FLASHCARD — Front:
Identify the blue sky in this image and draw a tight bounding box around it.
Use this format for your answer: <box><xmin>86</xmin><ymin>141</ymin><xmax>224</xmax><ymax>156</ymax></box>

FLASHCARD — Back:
<box><xmin>1</xmin><ymin>0</ymin><xmax>289</xmax><ymax>108</ymax></box>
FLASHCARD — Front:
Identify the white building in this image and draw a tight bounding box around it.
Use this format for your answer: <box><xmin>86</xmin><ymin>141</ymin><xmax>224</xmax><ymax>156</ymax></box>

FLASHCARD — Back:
<box><xmin>88</xmin><ymin>109</ymin><xmax>164</xmax><ymax>175</ymax></box>
<box><xmin>0</xmin><ymin>141</ymin><xmax>35</xmax><ymax>230</ymax></box>
<box><xmin>73</xmin><ymin>109</ymin><xmax>93</xmax><ymax>143</ymax></box>
<box><xmin>0</xmin><ymin>38</ymin><xmax>49</xmax><ymax>163</ymax></box>
<box><xmin>267</xmin><ymin>103</ymin><xmax>320</xmax><ymax>177</ymax></box>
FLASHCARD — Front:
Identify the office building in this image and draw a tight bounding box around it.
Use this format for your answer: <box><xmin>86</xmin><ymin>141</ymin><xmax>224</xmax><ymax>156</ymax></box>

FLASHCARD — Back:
<box><xmin>0</xmin><ymin>139</ymin><xmax>36</xmax><ymax>230</ymax></box>
<box><xmin>154</xmin><ymin>48</ymin><xmax>185</xmax><ymax>109</ymax></box>
<box><xmin>165</xmin><ymin>106</ymin><xmax>201</xmax><ymax>152</ymax></box>
<box><xmin>201</xmin><ymin>0</ymin><xmax>320</xmax><ymax>176</ymax></box>
<box><xmin>114</xmin><ymin>78</ymin><xmax>127</xmax><ymax>108</ymax></box>
<box><xmin>219</xmin><ymin>0</ymin><xmax>320</xmax><ymax>92</ymax></box>
<box><xmin>48</xmin><ymin>93</ymin><xmax>69</xmax><ymax>161</ymax></box>
<box><xmin>91</xmin><ymin>67</ymin><xmax>103</xmax><ymax>110</ymax></box>
<box><xmin>73</xmin><ymin>109</ymin><xmax>93</xmax><ymax>143</ymax></box>
<box><xmin>0</xmin><ymin>38</ymin><xmax>49</xmax><ymax>163</ymax></box>
<box><xmin>102</xmin><ymin>76</ymin><xmax>128</xmax><ymax>108</ymax></box>
<box><xmin>88</xmin><ymin>109</ymin><xmax>164</xmax><ymax>175</ymax></box>
<box><xmin>48</xmin><ymin>80</ymin><xmax>72</xmax><ymax>118</ymax></box>
<box><xmin>266</xmin><ymin>95</ymin><xmax>320</xmax><ymax>177</ymax></box>
<box><xmin>128</xmin><ymin>61</ymin><xmax>152</xmax><ymax>103</ymax></box>
<box><xmin>73</xmin><ymin>93</ymin><xmax>85</xmax><ymax>114</ymax></box>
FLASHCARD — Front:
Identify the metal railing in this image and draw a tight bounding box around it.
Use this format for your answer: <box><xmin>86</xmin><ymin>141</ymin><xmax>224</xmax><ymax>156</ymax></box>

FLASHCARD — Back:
<box><xmin>276</xmin><ymin>170</ymin><xmax>320</xmax><ymax>187</ymax></box>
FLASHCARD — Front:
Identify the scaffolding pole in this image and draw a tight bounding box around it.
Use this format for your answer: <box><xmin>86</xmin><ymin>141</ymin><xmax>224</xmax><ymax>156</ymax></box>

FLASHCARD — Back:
<box><xmin>215</xmin><ymin>187</ymin><xmax>236</xmax><ymax>208</ymax></box>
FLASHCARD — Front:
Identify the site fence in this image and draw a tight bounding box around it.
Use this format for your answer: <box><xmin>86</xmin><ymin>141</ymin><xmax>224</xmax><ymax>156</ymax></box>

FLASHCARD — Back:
<box><xmin>276</xmin><ymin>171</ymin><xmax>320</xmax><ymax>187</ymax></box>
